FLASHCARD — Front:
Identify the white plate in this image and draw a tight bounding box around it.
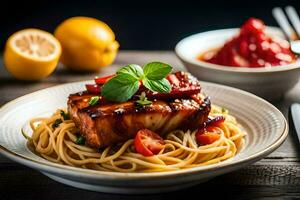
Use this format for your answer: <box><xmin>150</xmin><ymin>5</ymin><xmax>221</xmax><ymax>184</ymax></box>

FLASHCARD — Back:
<box><xmin>0</xmin><ymin>81</ymin><xmax>288</xmax><ymax>194</ymax></box>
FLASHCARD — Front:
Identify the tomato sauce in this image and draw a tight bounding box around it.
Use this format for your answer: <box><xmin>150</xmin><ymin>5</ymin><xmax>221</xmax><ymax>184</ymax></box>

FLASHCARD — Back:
<box><xmin>199</xmin><ymin>18</ymin><xmax>296</xmax><ymax>68</ymax></box>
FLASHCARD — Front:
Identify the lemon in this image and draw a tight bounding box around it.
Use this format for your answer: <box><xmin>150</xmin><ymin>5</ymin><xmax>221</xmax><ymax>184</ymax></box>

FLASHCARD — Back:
<box><xmin>54</xmin><ymin>17</ymin><xmax>119</xmax><ymax>71</ymax></box>
<box><xmin>4</xmin><ymin>29</ymin><xmax>61</xmax><ymax>81</ymax></box>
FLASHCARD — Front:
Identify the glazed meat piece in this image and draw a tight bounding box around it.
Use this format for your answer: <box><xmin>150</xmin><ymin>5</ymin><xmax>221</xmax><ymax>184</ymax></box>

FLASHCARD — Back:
<box><xmin>68</xmin><ymin>72</ymin><xmax>211</xmax><ymax>148</ymax></box>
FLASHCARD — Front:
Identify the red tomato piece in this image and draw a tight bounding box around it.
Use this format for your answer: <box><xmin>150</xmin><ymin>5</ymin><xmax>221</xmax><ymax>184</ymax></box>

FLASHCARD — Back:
<box><xmin>85</xmin><ymin>84</ymin><xmax>101</xmax><ymax>94</ymax></box>
<box><xmin>198</xmin><ymin>116</ymin><xmax>225</xmax><ymax>130</ymax></box>
<box><xmin>94</xmin><ymin>75</ymin><xmax>115</xmax><ymax>85</ymax></box>
<box><xmin>196</xmin><ymin>116</ymin><xmax>224</xmax><ymax>145</ymax></box>
<box><xmin>166</xmin><ymin>74</ymin><xmax>180</xmax><ymax>87</ymax></box>
<box><xmin>241</xmin><ymin>18</ymin><xmax>264</xmax><ymax>35</ymax></box>
<box><xmin>134</xmin><ymin>129</ymin><xmax>165</xmax><ymax>157</ymax></box>
<box><xmin>196</xmin><ymin>132</ymin><xmax>221</xmax><ymax>145</ymax></box>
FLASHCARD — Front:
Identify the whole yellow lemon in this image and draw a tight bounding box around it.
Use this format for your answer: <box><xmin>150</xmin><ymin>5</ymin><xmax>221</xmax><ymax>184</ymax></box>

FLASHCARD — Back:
<box><xmin>54</xmin><ymin>16</ymin><xmax>119</xmax><ymax>71</ymax></box>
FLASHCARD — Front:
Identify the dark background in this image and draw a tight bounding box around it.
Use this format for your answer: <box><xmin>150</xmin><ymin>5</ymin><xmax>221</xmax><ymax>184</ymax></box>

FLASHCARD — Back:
<box><xmin>1</xmin><ymin>0</ymin><xmax>300</xmax><ymax>50</ymax></box>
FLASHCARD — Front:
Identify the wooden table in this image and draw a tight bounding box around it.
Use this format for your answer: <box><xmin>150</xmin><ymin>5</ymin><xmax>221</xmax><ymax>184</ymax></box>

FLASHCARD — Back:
<box><xmin>0</xmin><ymin>51</ymin><xmax>299</xmax><ymax>199</ymax></box>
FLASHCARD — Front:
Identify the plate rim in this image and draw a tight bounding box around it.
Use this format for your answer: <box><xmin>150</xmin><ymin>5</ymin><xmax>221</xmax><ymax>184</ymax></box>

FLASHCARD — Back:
<box><xmin>0</xmin><ymin>80</ymin><xmax>289</xmax><ymax>180</ymax></box>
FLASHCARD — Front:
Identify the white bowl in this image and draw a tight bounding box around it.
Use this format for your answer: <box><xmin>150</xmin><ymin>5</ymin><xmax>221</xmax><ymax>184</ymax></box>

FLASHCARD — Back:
<box><xmin>0</xmin><ymin>81</ymin><xmax>288</xmax><ymax>194</ymax></box>
<box><xmin>175</xmin><ymin>27</ymin><xmax>300</xmax><ymax>101</ymax></box>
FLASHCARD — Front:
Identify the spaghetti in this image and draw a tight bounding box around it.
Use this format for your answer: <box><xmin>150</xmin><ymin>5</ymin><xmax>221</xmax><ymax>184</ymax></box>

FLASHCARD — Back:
<box><xmin>23</xmin><ymin>105</ymin><xmax>246</xmax><ymax>172</ymax></box>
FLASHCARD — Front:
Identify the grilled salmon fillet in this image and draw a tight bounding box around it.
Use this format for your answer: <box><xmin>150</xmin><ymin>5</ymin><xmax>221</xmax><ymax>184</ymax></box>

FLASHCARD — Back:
<box><xmin>68</xmin><ymin>72</ymin><xmax>211</xmax><ymax>148</ymax></box>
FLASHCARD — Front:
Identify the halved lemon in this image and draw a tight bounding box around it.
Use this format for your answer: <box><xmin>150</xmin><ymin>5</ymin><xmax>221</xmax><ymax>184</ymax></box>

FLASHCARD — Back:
<box><xmin>4</xmin><ymin>29</ymin><xmax>61</xmax><ymax>80</ymax></box>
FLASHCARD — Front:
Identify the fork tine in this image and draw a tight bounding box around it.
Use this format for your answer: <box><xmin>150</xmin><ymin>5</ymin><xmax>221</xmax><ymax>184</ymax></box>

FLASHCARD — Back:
<box><xmin>272</xmin><ymin>7</ymin><xmax>294</xmax><ymax>40</ymax></box>
<box><xmin>285</xmin><ymin>6</ymin><xmax>300</xmax><ymax>40</ymax></box>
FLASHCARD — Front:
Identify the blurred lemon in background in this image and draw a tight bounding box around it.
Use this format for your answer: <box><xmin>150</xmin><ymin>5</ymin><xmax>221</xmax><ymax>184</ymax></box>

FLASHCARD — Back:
<box><xmin>4</xmin><ymin>29</ymin><xmax>61</xmax><ymax>80</ymax></box>
<box><xmin>54</xmin><ymin>16</ymin><xmax>119</xmax><ymax>71</ymax></box>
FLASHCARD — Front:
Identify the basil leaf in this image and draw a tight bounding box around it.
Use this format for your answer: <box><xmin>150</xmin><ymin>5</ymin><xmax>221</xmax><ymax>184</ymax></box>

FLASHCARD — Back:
<box><xmin>89</xmin><ymin>96</ymin><xmax>100</xmax><ymax>106</ymax></box>
<box><xmin>142</xmin><ymin>78</ymin><xmax>171</xmax><ymax>93</ymax></box>
<box><xmin>143</xmin><ymin>62</ymin><xmax>172</xmax><ymax>80</ymax></box>
<box><xmin>117</xmin><ymin>64</ymin><xmax>143</xmax><ymax>80</ymax></box>
<box><xmin>101</xmin><ymin>75</ymin><xmax>139</xmax><ymax>102</ymax></box>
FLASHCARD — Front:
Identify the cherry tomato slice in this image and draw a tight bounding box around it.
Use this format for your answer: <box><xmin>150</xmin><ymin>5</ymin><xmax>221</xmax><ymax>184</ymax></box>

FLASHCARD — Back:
<box><xmin>196</xmin><ymin>116</ymin><xmax>225</xmax><ymax>145</ymax></box>
<box><xmin>94</xmin><ymin>75</ymin><xmax>115</xmax><ymax>85</ymax></box>
<box><xmin>85</xmin><ymin>84</ymin><xmax>101</xmax><ymax>94</ymax></box>
<box><xmin>134</xmin><ymin>129</ymin><xmax>165</xmax><ymax>157</ymax></box>
<box><xmin>196</xmin><ymin>132</ymin><xmax>220</xmax><ymax>145</ymax></box>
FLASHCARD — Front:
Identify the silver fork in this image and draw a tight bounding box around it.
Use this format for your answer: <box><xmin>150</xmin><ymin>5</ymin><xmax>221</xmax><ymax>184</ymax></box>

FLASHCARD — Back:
<box><xmin>272</xmin><ymin>6</ymin><xmax>300</xmax><ymax>55</ymax></box>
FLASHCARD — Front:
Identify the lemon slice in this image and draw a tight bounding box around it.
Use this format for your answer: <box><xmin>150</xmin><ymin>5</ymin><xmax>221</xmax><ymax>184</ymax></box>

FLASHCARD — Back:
<box><xmin>4</xmin><ymin>29</ymin><xmax>61</xmax><ymax>80</ymax></box>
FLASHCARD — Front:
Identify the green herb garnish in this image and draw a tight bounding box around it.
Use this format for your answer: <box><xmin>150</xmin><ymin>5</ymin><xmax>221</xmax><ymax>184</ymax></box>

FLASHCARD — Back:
<box><xmin>136</xmin><ymin>92</ymin><xmax>152</xmax><ymax>106</ymax></box>
<box><xmin>89</xmin><ymin>96</ymin><xmax>100</xmax><ymax>106</ymax></box>
<box><xmin>76</xmin><ymin>135</ymin><xmax>85</xmax><ymax>145</ymax></box>
<box><xmin>52</xmin><ymin>118</ymin><xmax>62</xmax><ymax>129</ymax></box>
<box><xmin>101</xmin><ymin>62</ymin><xmax>172</xmax><ymax>102</ymax></box>
<box><xmin>60</xmin><ymin>110</ymin><xmax>70</xmax><ymax>120</ymax></box>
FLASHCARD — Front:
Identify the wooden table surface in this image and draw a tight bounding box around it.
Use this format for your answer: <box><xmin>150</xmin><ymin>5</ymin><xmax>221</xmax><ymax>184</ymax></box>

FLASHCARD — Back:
<box><xmin>0</xmin><ymin>51</ymin><xmax>299</xmax><ymax>199</ymax></box>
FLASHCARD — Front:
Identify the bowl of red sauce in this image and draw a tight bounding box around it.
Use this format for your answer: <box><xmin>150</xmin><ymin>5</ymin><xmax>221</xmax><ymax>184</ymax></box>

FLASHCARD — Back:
<box><xmin>175</xmin><ymin>18</ymin><xmax>300</xmax><ymax>100</ymax></box>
